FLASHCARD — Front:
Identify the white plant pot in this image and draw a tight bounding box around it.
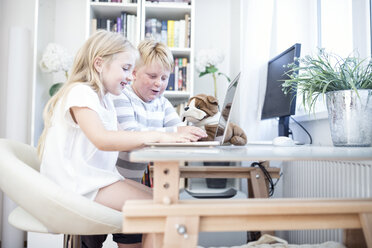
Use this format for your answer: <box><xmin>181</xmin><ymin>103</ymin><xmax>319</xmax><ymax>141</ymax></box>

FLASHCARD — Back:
<box><xmin>326</xmin><ymin>89</ymin><xmax>372</xmax><ymax>147</ymax></box>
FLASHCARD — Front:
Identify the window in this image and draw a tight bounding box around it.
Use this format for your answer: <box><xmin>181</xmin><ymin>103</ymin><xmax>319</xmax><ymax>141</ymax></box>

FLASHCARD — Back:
<box><xmin>295</xmin><ymin>0</ymin><xmax>371</xmax><ymax>117</ymax></box>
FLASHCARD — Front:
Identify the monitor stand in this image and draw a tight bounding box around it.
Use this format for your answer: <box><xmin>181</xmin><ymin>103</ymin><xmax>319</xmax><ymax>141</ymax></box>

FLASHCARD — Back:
<box><xmin>278</xmin><ymin>116</ymin><xmax>290</xmax><ymax>137</ymax></box>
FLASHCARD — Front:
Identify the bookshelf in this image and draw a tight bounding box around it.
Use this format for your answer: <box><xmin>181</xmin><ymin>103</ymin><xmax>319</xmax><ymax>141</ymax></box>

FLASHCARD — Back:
<box><xmin>87</xmin><ymin>0</ymin><xmax>195</xmax><ymax>106</ymax></box>
<box><xmin>87</xmin><ymin>1</ymin><xmax>141</xmax><ymax>46</ymax></box>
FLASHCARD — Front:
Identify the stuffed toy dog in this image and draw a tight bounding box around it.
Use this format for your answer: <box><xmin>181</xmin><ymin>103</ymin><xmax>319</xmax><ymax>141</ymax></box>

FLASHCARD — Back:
<box><xmin>181</xmin><ymin>94</ymin><xmax>247</xmax><ymax>146</ymax></box>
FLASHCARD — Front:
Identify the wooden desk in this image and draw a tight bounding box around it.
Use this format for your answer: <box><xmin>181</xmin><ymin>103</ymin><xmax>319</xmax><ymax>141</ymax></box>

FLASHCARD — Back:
<box><xmin>122</xmin><ymin>145</ymin><xmax>372</xmax><ymax>248</ymax></box>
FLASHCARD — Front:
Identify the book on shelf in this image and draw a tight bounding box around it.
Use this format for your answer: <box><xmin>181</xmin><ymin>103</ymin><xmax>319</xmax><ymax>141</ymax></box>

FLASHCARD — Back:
<box><xmin>147</xmin><ymin>16</ymin><xmax>190</xmax><ymax>48</ymax></box>
<box><xmin>178</xmin><ymin>19</ymin><xmax>185</xmax><ymax>48</ymax></box>
<box><xmin>146</xmin><ymin>0</ymin><xmax>191</xmax><ymax>4</ymax></box>
<box><xmin>93</xmin><ymin>13</ymin><xmax>137</xmax><ymax>45</ymax></box>
<box><xmin>145</xmin><ymin>18</ymin><xmax>162</xmax><ymax>42</ymax></box>
<box><xmin>106</xmin><ymin>19</ymin><xmax>111</xmax><ymax>31</ymax></box>
<box><xmin>161</xmin><ymin>21</ymin><xmax>167</xmax><ymax>44</ymax></box>
<box><xmin>174</xmin><ymin>58</ymin><xmax>179</xmax><ymax>91</ymax></box>
<box><xmin>167</xmin><ymin>73</ymin><xmax>175</xmax><ymax>91</ymax></box>
<box><xmin>92</xmin><ymin>0</ymin><xmax>137</xmax><ymax>2</ymax></box>
<box><xmin>173</xmin><ymin>21</ymin><xmax>179</xmax><ymax>48</ymax></box>
<box><xmin>167</xmin><ymin>57</ymin><xmax>189</xmax><ymax>92</ymax></box>
<box><xmin>181</xmin><ymin>58</ymin><xmax>187</xmax><ymax>91</ymax></box>
<box><xmin>91</xmin><ymin>19</ymin><xmax>97</xmax><ymax>34</ymax></box>
<box><xmin>184</xmin><ymin>13</ymin><xmax>190</xmax><ymax>47</ymax></box>
<box><xmin>121</xmin><ymin>12</ymin><xmax>127</xmax><ymax>37</ymax></box>
<box><xmin>177</xmin><ymin>58</ymin><xmax>182</xmax><ymax>90</ymax></box>
<box><xmin>167</xmin><ymin>20</ymin><xmax>175</xmax><ymax>47</ymax></box>
<box><xmin>117</xmin><ymin>17</ymin><xmax>122</xmax><ymax>33</ymax></box>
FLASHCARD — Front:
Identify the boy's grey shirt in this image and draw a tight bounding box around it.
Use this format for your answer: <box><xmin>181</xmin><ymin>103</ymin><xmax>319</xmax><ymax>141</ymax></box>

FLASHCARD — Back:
<box><xmin>111</xmin><ymin>85</ymin><xmax>182</xmax><ymax>181</ymax></box>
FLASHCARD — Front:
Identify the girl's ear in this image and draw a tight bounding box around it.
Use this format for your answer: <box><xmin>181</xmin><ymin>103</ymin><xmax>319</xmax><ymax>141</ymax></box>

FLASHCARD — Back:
<box><xmin>93</xmin><ymin>57</ymin><xmax>104</xmax><ymax>73</ymax></box>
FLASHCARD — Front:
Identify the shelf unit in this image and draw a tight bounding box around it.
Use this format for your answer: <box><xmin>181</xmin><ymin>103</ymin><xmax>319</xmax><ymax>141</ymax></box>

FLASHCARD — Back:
<box><xmin>86</xmin><ymin>0</ymin><xmax>195</xmax><ymax>105</ymax></box>
<box><xmin>87</xmin><ymin>1</ymin><xmax>141</xmax><ymax>53</ymax></box>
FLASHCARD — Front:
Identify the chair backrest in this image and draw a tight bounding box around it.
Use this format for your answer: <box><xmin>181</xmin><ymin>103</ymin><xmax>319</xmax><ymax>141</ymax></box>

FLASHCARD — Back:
<box><xmin>0</xmin><ymin>138</ymin><xmax>122</xmax><ymax>235</ymax></box>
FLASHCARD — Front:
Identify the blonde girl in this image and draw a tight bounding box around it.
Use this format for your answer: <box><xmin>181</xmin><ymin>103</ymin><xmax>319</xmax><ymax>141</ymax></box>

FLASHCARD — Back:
<box><xmin>37</xmin><ymin>30</ymin><xmax>204</xmax><ymax>248</ymax></box>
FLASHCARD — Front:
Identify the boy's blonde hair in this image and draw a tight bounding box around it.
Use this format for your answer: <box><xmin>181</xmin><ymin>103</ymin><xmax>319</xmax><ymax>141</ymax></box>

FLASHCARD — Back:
<box><xmin>136</xmin><ymin>39</ymin><xmax>174</xmax><ymax>71</ymax></box>
<box><xmin>37</xmin><ymin>30</ymin><xmax>136</xmax><ymax>157</ymax></box>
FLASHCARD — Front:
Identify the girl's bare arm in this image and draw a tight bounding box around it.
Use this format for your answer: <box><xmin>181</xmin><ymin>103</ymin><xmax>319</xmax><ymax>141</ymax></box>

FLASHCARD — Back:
<box><xmin>71</xmin><ymin>106</ymin><xmax>200</xmax><ymax>151</ymax></box>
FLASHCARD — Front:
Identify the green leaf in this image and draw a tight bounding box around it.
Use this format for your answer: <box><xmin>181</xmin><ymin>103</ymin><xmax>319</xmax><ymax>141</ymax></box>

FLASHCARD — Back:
<box><xmin>199</xmin><ymin>71</ymin><xmax>210</xmax><ymax>77</ymax></box>
<box><xmin>49</xmin><ymin>83</ymin><xmax>64</xmax><ymax>96</ymax></box>
<box><xmin>218</xmin><ymin>72</ymin><xmax>231</xmax><ymax>82</ymax></box>
<box><xmin>206</xmin><ymin>66</ymin><xmax>218</xmax><ymax>73</ymax></box>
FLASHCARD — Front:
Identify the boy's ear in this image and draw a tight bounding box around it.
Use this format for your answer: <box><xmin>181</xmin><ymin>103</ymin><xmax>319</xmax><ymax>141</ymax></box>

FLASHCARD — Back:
<box><xmin>93</xmin><ymin>57</ymin><xmax>104</xmax><ymax>73</ymax></box>
<box><xmin>132</xmin><ymin>68</ymin><xmax>137</xmax><ymax>80</ymax></box>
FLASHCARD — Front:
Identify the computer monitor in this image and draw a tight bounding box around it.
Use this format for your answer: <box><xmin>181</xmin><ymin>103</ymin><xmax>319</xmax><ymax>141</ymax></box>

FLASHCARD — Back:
<box><xmin>261</xmin><ymin>43</ymin><xmax>301</xmax><ymax>137</ymax></box>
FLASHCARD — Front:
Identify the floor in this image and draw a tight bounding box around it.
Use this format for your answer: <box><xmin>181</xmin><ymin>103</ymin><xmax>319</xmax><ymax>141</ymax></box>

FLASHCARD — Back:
<box><xmin>102</xmin><ymin>234</ymin><xmax>117</xmax><ymax>248</ymax></box>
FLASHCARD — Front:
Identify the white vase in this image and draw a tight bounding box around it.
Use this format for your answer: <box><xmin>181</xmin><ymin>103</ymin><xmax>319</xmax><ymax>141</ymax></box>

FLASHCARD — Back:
<box><xmin>326</xmin><ymin>89</ymin><xmax>372</xmax><ymax>147</ymax></box>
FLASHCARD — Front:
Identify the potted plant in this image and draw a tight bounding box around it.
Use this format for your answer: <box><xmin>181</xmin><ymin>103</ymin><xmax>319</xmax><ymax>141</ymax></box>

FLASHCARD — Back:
<box><xmin>195</xmin><ymin>49</ymin><xmax>230</xmax><ymax>98</ymax></box>
<box><xmin>39</xmin><ymin>43</ymin><xmax>73</xmax><ymax>96</ymax></box>
<box><xmin>282</xmin><ymin>49</ymin><xmax>372</xmax><ymax>147</ymax></box>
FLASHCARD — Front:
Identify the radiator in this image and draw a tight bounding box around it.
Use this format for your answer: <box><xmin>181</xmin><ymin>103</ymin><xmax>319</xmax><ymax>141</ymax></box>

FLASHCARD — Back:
<box><xmin>281</xmin><ymin>160</ymin><xmax>372</xmax><ymax>244</ymax></box>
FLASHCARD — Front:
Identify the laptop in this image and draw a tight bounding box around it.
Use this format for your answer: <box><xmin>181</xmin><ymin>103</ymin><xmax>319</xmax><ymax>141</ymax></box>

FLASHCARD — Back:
<box><xmin>145</xmin><ymin>72</ymin><xmax>241</xmax><ymax>147</ymax></box>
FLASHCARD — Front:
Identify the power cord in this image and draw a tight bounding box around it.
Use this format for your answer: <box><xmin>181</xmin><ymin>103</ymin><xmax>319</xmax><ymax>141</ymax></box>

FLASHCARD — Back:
<box><xmin>250</xmin><ymin>162</ymin><xmax>282</xmax><ymax>197</ymax></box>
<box><xmin>290</xmin><ymin>116</ymin><xmax>313</xmax><ymax>144</ymax></box>
<box><xmin>247</xmin><ymin>162</ymin><xmax>283</xmax><ymax>242</ymax></box>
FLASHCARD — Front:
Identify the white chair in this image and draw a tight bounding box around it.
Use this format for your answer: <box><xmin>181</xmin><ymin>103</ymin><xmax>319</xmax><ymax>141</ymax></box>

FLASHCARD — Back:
<box><xmin>0</xmin><ymin>138</ymin><xmax>122</xmax><ymax>248</ymax></box>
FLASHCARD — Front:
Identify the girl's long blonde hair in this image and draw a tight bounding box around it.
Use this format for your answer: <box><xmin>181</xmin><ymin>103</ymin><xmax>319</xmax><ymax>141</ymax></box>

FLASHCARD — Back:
<box><xmin>37</xmin><ymin>30</ymin><xmax>136</xmax><ymax>158</ymax></box>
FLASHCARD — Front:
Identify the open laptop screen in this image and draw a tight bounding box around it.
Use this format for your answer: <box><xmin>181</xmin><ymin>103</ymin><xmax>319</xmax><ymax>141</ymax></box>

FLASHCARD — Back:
<box><xmin>214</xmin><ymin>73</ymin><xmax>240</xmax><ymax>144</ymax></box>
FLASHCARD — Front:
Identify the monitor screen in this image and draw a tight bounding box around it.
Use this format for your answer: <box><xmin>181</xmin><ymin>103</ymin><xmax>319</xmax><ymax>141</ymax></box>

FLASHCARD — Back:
<box><xmin>261</xmin><ymin>43</ymin><xmax>301</xmax><ymax>120</ymax></box>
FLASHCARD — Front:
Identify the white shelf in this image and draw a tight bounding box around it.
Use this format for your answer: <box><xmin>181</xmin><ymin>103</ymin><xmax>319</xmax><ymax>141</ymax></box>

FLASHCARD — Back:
<box><xmin>170</xmin><ymin>47</ymin><xmax>191</xmax><ymax>57</ymax></box>
<box><xmin>164</xmin><ymin>91</ymin><xmax>190</xmax><ymax>105</ymax></box>
<box><xmin>145</xmin><ymin>3</ymin><xmax>191</xmax><ymax>19</ymax></box>
<box><xmin>90</xmin><ymin>2</ymin><xmax>138</xmax><ymax>17</ymax></box>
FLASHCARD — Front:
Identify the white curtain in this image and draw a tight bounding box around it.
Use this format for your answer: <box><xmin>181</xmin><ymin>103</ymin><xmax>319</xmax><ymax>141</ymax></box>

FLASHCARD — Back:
<box><xmin>236</xmin><ymin>0</ymin><xmax>318</xmax><ymax>141</ymax></box>
<box><xmin>234</xmin><ymin>0</ymin><xmax>276</xmax><ymax>141</ymax></box>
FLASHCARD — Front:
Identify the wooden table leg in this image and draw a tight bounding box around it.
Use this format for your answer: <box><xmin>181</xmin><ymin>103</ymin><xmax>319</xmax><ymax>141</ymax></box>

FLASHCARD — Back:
<box><xmin>154</xmin><ymin>234</ymin><xmax>164</xmax><ymax>248</ymax></box>
<box><xmin>247</xmin><ymin>164</ymin><xmax>275</xmax><ymax>240</ymax></box>
<box><xmin>153</xmin><ymin>161</ymin><xmax>180</xmax><ymax>204</ymax></box>
<box><xmin>249</xmin><ymin>169</ymin><xmax>269</xmax><ymax>198</ymax></box>
<box><xmin>163</xmin><ymin>216</ymin><xmax>200</xmax><ymax>248</ymax></box>
<box><xmin>360</xmin><ymin>213</ymin><xmax>372</xmax><ymax>248</ymax></box>
<box><xmin>343</xmin><ymin>229</ymin><xmax>367</xmax><ymax>248</ymax></box>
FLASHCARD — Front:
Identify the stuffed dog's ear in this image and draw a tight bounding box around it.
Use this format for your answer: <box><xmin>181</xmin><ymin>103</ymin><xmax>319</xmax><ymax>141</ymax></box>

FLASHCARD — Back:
<box><xmin>187</xmin><ymin>96</ymin><xmax>195</xmax><ymax>105</ymax></box>
<box><xmin>206</xmin><ymin>95</ymin><xmax>218</xmax><ymax>105</ymax></box>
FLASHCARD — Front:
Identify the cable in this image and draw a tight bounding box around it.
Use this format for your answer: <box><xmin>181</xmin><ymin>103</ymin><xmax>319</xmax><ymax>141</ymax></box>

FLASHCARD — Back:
<box><xmin>288</xmin><ymin>128</ymin><xmax>294</xmax><ymax>139</ymax></box>
<box><xmin>250</xmin><ymin>162</ymin><xmax>280</xmax><ymax>197</ymax></box>
<box><xmin>290</xmin><ymin>116</ymin><xmax>313</xmax><ymax>144</ymax></box>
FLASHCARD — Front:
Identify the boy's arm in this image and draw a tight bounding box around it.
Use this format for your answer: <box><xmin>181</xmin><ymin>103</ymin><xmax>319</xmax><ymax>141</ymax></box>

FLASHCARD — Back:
<box><xmin>163</xmin><ymin>99</ymin><xmax>183</xmax><ymax>130</ymax></box>
<box><xmin>113</xmin><ymin>94</ymin><xmax>180</xmax><ymax>132</ymax></box>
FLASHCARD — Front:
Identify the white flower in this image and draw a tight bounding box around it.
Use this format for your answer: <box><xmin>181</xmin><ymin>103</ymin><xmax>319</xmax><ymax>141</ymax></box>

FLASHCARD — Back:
<box><xmin>195</xmin><ymin>49</ymin><xmax>224</xmax><ymax>72</ymax></box>
<box><xmin>39</xmin><ymin>43</ymin><xmax>73</xmax><ymax>73</ymax></box>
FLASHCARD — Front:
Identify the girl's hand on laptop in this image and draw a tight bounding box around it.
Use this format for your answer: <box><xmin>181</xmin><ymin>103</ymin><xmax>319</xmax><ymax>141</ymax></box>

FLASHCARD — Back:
<box><xmin>159</xmin><ymin>132</ymin><xmax>199</xmax><ymax>143</ymax></box>
<box><xmin>177</xmin><ymin>126</ymin><xmax>207</xmax><ymax>140</ymax></box>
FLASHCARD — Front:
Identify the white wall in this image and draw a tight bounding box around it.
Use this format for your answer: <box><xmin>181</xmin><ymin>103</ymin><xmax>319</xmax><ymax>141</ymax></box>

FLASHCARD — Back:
<box><xmin>0</xmin><ymin>1</ymin><xmax>3</xmax><ymax>239</ymax></box>
<box><xmin>0</xmin><ymin>0</ymin><xmax>37</xmax><ymax>140</ymax></box>
<box><xmin>193</xmin><ymin>0</ymin><xmax>234</xmax><ymax>102</ymax></box>
<box><xmin>0</xmin><ymin>0</ymin><xmax>86</xmax><ymax>244</ymax></box>
<box><xmin>33</xmin><ymin>0</ymin><xmax>87</xmax><ymax>146</ymax></box>
<box><xmin>0</xmin><ymin>0</ymin><xmax>38</xmax><ymax>244</ymax></box>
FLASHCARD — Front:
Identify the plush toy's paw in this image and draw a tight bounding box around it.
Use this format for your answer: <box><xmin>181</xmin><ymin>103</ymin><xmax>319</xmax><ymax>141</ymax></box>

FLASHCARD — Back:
<box><xmin>230</xmin><ymin>136</ymin><xmax>247</xmax><ymax>146</ymax></box>
<box><xmin>204</xmin><ymin>124</ymin><xmax>217</xmax><ymax>141</ymax></box>
<box><xmin>229</xmin><ymin>123</ymin><xmax>247</xmax><ymax>145</ymax></box>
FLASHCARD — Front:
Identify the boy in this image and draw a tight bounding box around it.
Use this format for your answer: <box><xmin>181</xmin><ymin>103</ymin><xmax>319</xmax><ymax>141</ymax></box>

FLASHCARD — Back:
<box><xmin>113</xmin><ymin>39</ymin><xmax>205</xmax><ymax>182</ymax></box>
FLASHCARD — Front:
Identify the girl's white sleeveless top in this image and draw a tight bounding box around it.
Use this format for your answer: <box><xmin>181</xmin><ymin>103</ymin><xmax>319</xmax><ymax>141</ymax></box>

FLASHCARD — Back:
<box><xmin>40</xmin><ymin>84</ymin><xmax>123</xmax><ymax>200</ymax></box>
